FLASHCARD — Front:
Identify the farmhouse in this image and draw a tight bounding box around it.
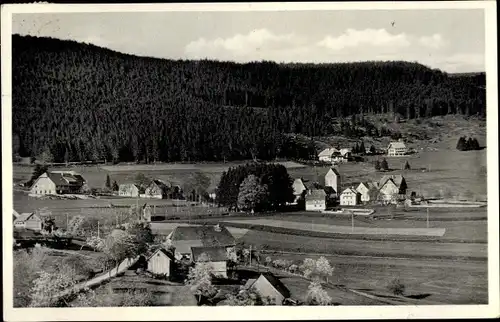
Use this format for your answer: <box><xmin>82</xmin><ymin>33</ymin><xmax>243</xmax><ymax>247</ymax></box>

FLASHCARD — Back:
<box><xmin>305</xmin><ymin>189</ymin><xmax>327</xmax><ymax>211</ymax></box>
<box><xmin>377</xmin><ymin>174</ymin><xmax>409</xmax><ymax>204</ymax></box>
<box><xmin>13</xmin><ymin>212</ymin><xmax>43</xmax><ymax>231</ymax></box>
<box><xmin>30</xmin><ymin>171</ymin><xmax>86</xmax><ymax>195</ymax></box>
<box><xmin>318</xmin><ymin>147</ymin><xmax>339</xmax><ymax>163</ymax></box>
<box><xmin>387</xmin><ymin>141</ymin><xmax>407</xmax><ymax>156</ymax></box>
<box><xmin>324</xmin><ymin>168</ymin><xmax>340</xmax><ymax>195</ymax></box>
<box><xmin>340</xmin><ymin>187</ymin><xmax>361</xmax><ymax>206</ymax></box>
<box><xmin>144</xmin><ymin>179</ymin><xmax>172</xmax><ymax>199</ymax></box>
<box><xmin>244</xmin><ymin>272</ymin><xmax>291</xmax><ymax>305</ymax></box>
<box><xmin>118</xmin><ymin>183</ymin><xmax>141</xmax><ymax>197</ymax></box>
<box><xmin>379</xmin><ymin>174</ymin><xmax>407</xmax><ymax>195</ymax></box>
<box><xmin>166</xmin><ymin>224</ymin><xmax>236</xmax><ymax>260</ymax></box>
<box><xmin>356</xmin><ymin>182</ymin><xmax>379</xmax><ymax>203</ymax></box>
<box><xmin>191</xmin><ymin>246</ymin><xmax>229</xmax><ymax>278</ymax></box>
<box><xmin>146</xmin><ymin>247</ymin><xmax>175</xmax><ymax>277</ymax></box>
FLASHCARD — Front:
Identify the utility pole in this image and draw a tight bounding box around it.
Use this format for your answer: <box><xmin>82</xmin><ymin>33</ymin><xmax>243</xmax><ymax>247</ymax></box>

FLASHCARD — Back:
<box><xmin>97</xmin><ymin>221</ymin><xmax>100</xmax><ymax>238</ymax></box>
<box><xmin>426</xmin><ymin>208</ymin><xmax>430</xmax><ymax>228</ymax></box>
<box><xmin>351</xmin><ymin>211</ymin><xmax>354</xmax><ymax>232</ymax></box>
<box><xmin>66</xmin><ymin>213</ymin><xmax>69</xmax><ymax>230</ymax></box>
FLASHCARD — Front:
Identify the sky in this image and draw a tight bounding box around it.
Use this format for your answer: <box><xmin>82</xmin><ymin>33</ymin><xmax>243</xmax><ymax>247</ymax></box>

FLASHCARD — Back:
<box><xmin>12</xmin><ymin>9</ymin><xmax>486</xmax><ymax>73</ymax></box>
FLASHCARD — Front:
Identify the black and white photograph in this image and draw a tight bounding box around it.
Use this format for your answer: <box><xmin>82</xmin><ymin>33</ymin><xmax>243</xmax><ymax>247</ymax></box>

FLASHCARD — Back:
<box><xmin>2</xmin><ymin>1</ymin><xmax>498</xmax><ymax>320</ymax></box>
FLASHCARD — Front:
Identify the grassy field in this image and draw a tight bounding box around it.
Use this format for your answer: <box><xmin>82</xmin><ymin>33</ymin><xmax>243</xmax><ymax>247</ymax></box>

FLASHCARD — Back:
<box><xmin>260</xmin><ymin>251</ymin><xmax>488</xmax><ymax>305</ymax></box>
<box><xmin>238</xmin><ymin>229</ymin><xmax>487</xmax><ymax>259</ymax></box>
<box><xmin>224</xmin><ymin>218</ymin><xmax>446</xmax><ymax>237</ymax></box>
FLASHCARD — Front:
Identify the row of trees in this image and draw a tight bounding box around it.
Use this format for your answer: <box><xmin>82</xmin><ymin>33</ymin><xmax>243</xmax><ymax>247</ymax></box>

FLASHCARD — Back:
<box><xmin>12</xmin><ymin>35</ymin><xmax>485</xmax><ymax>163</ymax></box>
<box><xmin>216</xmin><ymin>163</ymin><xmax>294</xmax><ymax>211</ymax></box>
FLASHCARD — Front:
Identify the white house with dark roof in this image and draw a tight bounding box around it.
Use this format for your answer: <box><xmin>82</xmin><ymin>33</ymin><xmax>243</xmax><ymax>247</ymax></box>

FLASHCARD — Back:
<box><xmin>318</xmin><ymin>147</ymin><xmax>339</xmax><ymax>163</ymax></box>
<box><xmin>13</xmin><ymin>212</ymin><xmax>43</xmax><ymax>231</ymax></box>
<box><xmin>340</xmin><ymin>187</ymin><xmax>361</xmax><ymax>206</ymax></box>
<box><xmin>387</xmin><ymin>141</ymin><xmax>407</xmax><ymax>156</ymax></box>
<box><xmin>118</xmin><ymin>183</ymin><xmax>141</xmax><ymax>197</ymax></box>
<box><xmin>305</xmin><ymin>189</ymin><xmax>327</xmax><ymax>211</ymax></box>
<box><xmin>30</xmin><ymin>171</ymin><xmax>86</xmax><ymax>195</ymax></box>
<box><xmin>146</xmin><ymin>247</ymin><xmax>175</xmax><ymax>277</ymax></box>
<box><xmin>356</xmin><ymin>182</ymin><xmax>379</xmax><ymax>203</ymax></box>
<box><xmin>378</xmin><ymin>174</ymin><xmax>407</xmax><ymax>203</ymax></box>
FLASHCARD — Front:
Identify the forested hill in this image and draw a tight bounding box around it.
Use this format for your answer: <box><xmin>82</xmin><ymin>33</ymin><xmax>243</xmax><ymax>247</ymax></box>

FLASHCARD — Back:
<box><xmin>12</xmin><ymin>34</ymin><xmax>486</xmax><ymax>163</ymax></box>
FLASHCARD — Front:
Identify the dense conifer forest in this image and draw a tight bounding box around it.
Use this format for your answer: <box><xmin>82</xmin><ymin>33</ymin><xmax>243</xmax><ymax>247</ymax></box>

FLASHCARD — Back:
<box><xmin>12</xmin><ymin>34</ymin><xmax>486</xmax><ymax>163</ymax></box>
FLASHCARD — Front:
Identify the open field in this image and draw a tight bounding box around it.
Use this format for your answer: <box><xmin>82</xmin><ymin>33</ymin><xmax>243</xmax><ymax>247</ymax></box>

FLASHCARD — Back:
<box><xmin>238</xmin><ymin>229</ymin><xmax>487</xmax><ymax>260</ymax></box>
<box><xmin>260</xmin><ymin>251</ymin><xmax>488</xmax><ymax>305</ymax></box>
<box><xmin>225</xmin><ymin>218</ymin><xmax>446</xmax><ymax>237</ymax></box>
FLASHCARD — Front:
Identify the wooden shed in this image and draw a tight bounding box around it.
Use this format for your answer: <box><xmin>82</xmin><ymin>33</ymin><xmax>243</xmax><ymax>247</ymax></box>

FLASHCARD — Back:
<box><xmin>146</xmin><ymin>247</ymin><xmax>175</xmax><ymax>277</ymax></box>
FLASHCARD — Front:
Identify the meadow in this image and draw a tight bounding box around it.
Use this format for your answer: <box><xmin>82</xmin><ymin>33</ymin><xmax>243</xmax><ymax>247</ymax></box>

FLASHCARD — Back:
<box><xmin>260</xmin><ymin>251</ymin><xmax>488</xmax><ymax>305</ymax></box>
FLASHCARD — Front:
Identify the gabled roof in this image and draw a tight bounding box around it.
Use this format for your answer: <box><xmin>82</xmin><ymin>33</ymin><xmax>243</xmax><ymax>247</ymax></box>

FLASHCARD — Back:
<box><xmin>326</xmin><ymin>168</ymin><xmax>340</xmax><ymax>177</ymax></box>
<box><xmin>341</xmin><ymin>187</ymin><xmax>359</xmax><ymax>195</ymax></box>
<box><xmin>388</xmin><ymin>141</ymin><xmax>407</xmax><ymax>149</ymax></box>
<box><xmin>256</xmin><ymin>272</ymin><xmax>291</xmax><ymax>299</ymax></box>
<box><xmin>13</xmin><ymin>209</ymin><xmax>20</xmax><ymax>219</ymax></box>
<box><xmin>46</xmin><ymin>171</ymin><xmax>86</xmax><ymax>186</ymax></box>
<box><xmin>318</xmin><ymin>147</ymin><xmax>339</xmax><ymax>157</ymax></box>
<box><xmin>14</xmin><ymin>212</ymin><xmax>40</xmax><ymax>223</ymax></box>
<box><xmin>340</xmin><ymin>148</ymin><xmax>352</xmax><ymax>156</ymax></box>
<box><xmin>191</xmin><ymin>246</ymin><xmax>228</xmax><ymax>262</ymax></box>
<box><xmin>243</xmin><ymin>278</ymin><xmax>257</xmax><ymax>290</ymax></box>
<box><xmin>147</xmin><ymin>247</ymin><xmax>175</xmax><ymax>262</ymax></box>
<box><xmin>119</xmin><ymin>183</ymin><xmax>140</xmax><ymax>191</ymax></box>
<box><xmin>306</xmin><ymin>189</ymin><xmax>327</xmax><ymax>200</ymax></box>
<box><xmin>380</xmin><ymin>175</ymin><xmax>405</xmax><ymax>188</ymax></box>
<box><xmin>169</xmin><ymin>225</ymin><xmax>236</xmax><ymax>248</ymax></box>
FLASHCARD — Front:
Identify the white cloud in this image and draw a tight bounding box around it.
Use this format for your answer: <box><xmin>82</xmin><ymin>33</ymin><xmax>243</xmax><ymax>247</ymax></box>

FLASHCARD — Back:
<box><xmin>184</xmin><ymin>28</ymin><xmax>483</xmax><ymax>72</ymax></box>
<box><xmin>419</xmin><ymin>33</ymin><xmax>446</xmax><ymax>49</ymax></box>
<box><xmin>317</xmin><ymin>28</ymin><xmax>410</xmax><ymax>51</ymax></box>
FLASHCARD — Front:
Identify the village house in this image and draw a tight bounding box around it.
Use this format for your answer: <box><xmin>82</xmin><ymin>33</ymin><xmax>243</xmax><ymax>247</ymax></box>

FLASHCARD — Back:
<box><xmin>13</xmin><ymin>212</ymin><xmax>43</xmax><ymax>231</ymax></box>
<box><xmin>305</xmin><ymin>189</ymin><xmax>327</xmax><ymax>211</ymax></box>
<box><xmin>387</xmin><ymin>140</ymin><xmax>408</xmax><ymax>156</ymax></box>
<box><xmin>378</xmin><ymin>175</ymin><xmax>407</xmax><ymax>203</ymax></box>
<box><xmin>191</xmin><ymin>246</ymin><xmax>229</xmax><ymax>278</ymax></box>
<box><xmin>146</xmin><ymin>247</ymin><xmax>175</xmax><ymax>277</ymax></box>
<box><xmin>30</xmin><ymin>171</ymin><xmax>86</xmax><ymax>195</ymax></box>
<box><xmin>243</xmin><ymin>272</ymin><xmax>291</xmax><ymax>305</ymax></box>
<box><xmin>143</xmin><ymin>179</ymin><xmax>172</xmax><ymax>199</ymax></box>
<box><xmin>118</xmin><ymin>183</ymin><xmax>141</xmax><ymax>197</ymax></box>
<box><xmin>324</xmin><ymin>168</ymin><xmax>340</xmax><ymax>196</ymax></box>
<box><xmin>166</xmin><ymin>224</ymin><xmax>236</xmax><ymax>261</ymax></box>
<box><xmin>356</xmin><ymin>182</ymin><xmax>379</xmax><ymax>203</ymax></box>
<box><xmin>317</xmin><ymin>147</ymin><xmax>339</xmax><ymax>163</ymax></box>
<box><xmin>292</xmin><ymin>178</ymin><xmax>309</xmax><ymax>203</ymax></box>
<box><xmin>340</xmin><ymin>187</ymin><xmax>361</xmax><ymax>206</ymax></box>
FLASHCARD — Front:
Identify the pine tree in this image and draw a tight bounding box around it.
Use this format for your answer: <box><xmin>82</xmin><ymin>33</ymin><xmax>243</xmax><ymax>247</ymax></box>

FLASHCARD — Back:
<box><xmin>404</xmin><ymin>160</ymin><xmax>411</xmax><ymax>170</ymax></box>
<box><xmin>456</xmin><ymin>136</ymin><xmax>467</xmax><ymax>151</ymax></box>
<box><xmin>105</xmin><ymin>174</ymin><xmax>111</xmax><ymax>189</ymax></box>
<box><xmin>381</xmin><ymin>158</ymin><xmax>389</xmax><ymax>171</ymax></box>
<box><xmin>360</xmin><ymin>141</ymin><xmax>366</xmax><ymax>155</ymax></box>
<box><xmin>370</xmin><ymin>145</ymin><xmax>376</xmax><ymax>154</ymax></box>
<box><xmin>112</xmin><ymin>180</ymin><xmax>119</xmax><ymax>192</ymax></box>
<box><xmin>374</xmin><ymin>160</ymin><xmax>381</xmax><ymax>171</ymax></box>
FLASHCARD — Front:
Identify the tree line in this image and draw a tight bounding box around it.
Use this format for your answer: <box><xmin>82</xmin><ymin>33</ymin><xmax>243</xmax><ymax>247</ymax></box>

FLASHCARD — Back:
<box><xmin>12</xmin><ymin>34</ymin><xmax>486</xmax><ymax>163</ymax></box>
<box><xmin>216</xmin><ymin>163</ymin><xmax>294</xmax><ymax>211</ymax></box>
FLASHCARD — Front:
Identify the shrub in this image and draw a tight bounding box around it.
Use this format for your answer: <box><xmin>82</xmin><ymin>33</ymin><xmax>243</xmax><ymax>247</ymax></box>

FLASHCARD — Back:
<box><xmin>387</xmin><ymin>278</ymin><xmax>405</xmax><ymax>296</ymax></box>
